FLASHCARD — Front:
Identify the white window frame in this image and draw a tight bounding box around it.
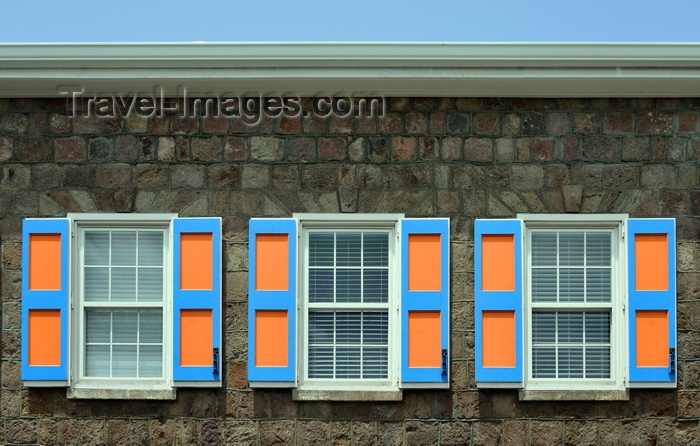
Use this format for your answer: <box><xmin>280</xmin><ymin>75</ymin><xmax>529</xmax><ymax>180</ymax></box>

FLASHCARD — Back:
<box><xmin>67</xmin><ymin>213</ymin><xmax>177</xmax><ymax>398</ymax></box>
<box><xmin>520</xmin><ymin>213</ymin><xmax>628</xmax><ymax>392</ymax></box>
<box><xmin>295</xmin><ymin>213</ymin><xmax>403</xmax><ymax>393</ymax></box>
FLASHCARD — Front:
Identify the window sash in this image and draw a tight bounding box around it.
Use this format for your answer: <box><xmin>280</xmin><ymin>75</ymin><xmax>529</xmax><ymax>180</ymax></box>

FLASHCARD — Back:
<box><xmin>302</xmin><ymin>228</ymin><xmax>396</xmax><ymax>387</ymax></box>
<box><xmin>526</xmin><ymin>226</ymin><xmax>622</xmax><ymax>387</ymax></box>
<box><xmin>79</xmin><ymin>227</ymin><xmax>167</xmax><ymax>381</ymax></box>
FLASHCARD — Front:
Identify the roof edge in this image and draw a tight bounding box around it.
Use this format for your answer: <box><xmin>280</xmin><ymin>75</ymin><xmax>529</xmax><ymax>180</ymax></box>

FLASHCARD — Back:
<box><xmin>1</xmin><ymin>42</ymin><xmax>699</xmax><ymax>97</ymax></box>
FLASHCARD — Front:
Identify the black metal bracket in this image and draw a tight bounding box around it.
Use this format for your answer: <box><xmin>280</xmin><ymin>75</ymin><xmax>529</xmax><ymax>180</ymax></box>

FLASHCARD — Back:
<box><xmin>441</xmin><ymin>349</ymin><xmax>448</xmax><ymax>376</ymax></box>
<box><xmin>213</xmin><ymin>348</ymin><xmax>220</xmax><ymax>375</ymax></box>
<box><xmin>670</xmin><ymin>347</ymin><xmax>676</xmax><ymax>375</ymax></box>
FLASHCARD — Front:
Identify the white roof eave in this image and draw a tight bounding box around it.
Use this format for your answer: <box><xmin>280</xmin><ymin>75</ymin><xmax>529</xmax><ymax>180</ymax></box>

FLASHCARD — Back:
<box><xmin>1</xmin><ymin>42</ymin><xmax>699</xmax><ymax>97</ymax></box>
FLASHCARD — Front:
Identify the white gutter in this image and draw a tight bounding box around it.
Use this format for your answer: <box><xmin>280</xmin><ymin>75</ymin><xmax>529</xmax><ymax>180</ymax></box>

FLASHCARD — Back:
<box><xmin>1</xmin><ymin>42</ymin><xmax>699</xmax><ymax>97</ymax></box>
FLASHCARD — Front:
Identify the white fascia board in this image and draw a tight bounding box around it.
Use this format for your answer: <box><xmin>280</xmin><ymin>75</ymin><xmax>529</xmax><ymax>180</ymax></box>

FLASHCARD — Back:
<box><xmin>1</xmin><ymin>42</ymin><xmax>700</xmax><ymax>97</ymax></box>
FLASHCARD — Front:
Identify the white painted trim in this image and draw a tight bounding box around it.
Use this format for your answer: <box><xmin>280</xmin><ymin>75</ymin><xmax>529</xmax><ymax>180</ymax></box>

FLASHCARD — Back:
<box><xmin>67</xmin><ymin>387</ymin><xmax>176</xmax><ymax>400</ymax></box>
<box><xmin>400</xmin><ymin>382</ymin><xmax>450</xmax><ymax>390</ymax></box>
<box><xmin>69</xmin><ymin>214</ymin><xmax>175</xmax><ymax>394</ymax></box>
<box><xmin>24</xmin><ymin>380</ymin><xmax>69</xmax><ymax>388</ymax></box>
<box><xmin>292</xmin><ymin>389</ymin><xmax>403</xmax><ymax>402</ymax></box>
<box><xmin>1</xmin><ymin>42</ymin><xmax>699</xmax><ymax>97</ymax></box>
<box><xmin>297</xmin><ymin>218</ymin><xmax>401</xmax><ymax>393</ymax></box>
<box><xmin>522</xmin><ymin>218</ymin><xmax>627</xmax><ymax>393</ymax></box>
<box><xmin>248</xmin><ymin>381</ymin><xmax>296</xmax><ymax>389</ymax></box>
<box><xmin>294</xmin><ymin>213</ymin><xmax>404</xmax><ymax>223</ymax></box>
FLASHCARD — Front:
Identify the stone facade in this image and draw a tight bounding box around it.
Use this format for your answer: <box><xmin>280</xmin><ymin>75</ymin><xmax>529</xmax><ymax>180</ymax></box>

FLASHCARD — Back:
<box><xmin>1</xmin><ymin>97</ymin><xmax>700</xmax><ymax>445</ymax></box>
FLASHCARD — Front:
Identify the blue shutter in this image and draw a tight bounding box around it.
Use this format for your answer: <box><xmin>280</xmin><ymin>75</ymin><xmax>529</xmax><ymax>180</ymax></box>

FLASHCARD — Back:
<box><xmin>474</xmin><ymin>219</ymin><xmax>523</xmax><ymax>386</ymax></box>
<box><xmin>248</xmin><ymin>219</ymin><xmax>297</xmax><ymax>385</ymax></box>
<box><xmin>172</xmin><ymin>217</ymin><xmax>222</xmax><ymax>385</ymax></box>
<box><xmin>21</xmin><ymin>218</ymin><xmax>70</xmax><ymax>384</ymax></box>
<box><xmin>400</xmin><ymin>218</ymin><xmax>450</xmax><ymax>387</ymax></box>
<box><xmin>628</xmin><ymin>218</ymin><xmax>676</xmax><ymax>386</ymax></box>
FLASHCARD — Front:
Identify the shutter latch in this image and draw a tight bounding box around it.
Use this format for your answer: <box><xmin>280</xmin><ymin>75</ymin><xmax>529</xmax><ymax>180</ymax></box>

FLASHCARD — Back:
<box><xmin>213</xmin><ymin>348</ymin><xmax>220</xmax><ymax>375</ymax></box>
<box><xmin>669</xmin><ymin>348</ymin><xmax>676</xmax><ymax>375</ymax></box>
<box><xmin>441</xmin><ymin>349</ymin><xmax>448</xmax><ymax>376</ymax></box>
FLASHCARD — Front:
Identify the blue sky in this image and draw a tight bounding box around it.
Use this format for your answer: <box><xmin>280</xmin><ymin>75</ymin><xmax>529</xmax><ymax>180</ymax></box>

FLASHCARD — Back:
<box><xmin>2</xmin><ymin>0</ymin><xmax>699</xmax><ymax>43</ymax></box>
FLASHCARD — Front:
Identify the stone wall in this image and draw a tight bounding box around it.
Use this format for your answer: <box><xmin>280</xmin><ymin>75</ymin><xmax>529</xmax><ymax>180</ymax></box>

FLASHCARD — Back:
<box><xmin>1</xmin><ymin>97</ymin><xmax>699</xmax><ymax>445</ymax></box>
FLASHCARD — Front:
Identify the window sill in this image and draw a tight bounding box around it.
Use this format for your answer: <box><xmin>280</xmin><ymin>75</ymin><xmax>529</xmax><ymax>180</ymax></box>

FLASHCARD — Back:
<box><xmin>292</xmin><ymin>389</ymin><xmax>403</xmax><ymax>402</ymax></box>
<box><xmin>518</xmin><ymin>389</ymin><xmax>629</xmax><ymax>401</ymax></box>
<box><xmin>67</xmin><ymin>387</ymin><xmax>177</xmax><ymax>400</ymax></box>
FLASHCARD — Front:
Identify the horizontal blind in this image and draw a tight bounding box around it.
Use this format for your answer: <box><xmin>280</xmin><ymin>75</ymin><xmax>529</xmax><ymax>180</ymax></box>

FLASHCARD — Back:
<box><xmin>530</xmin><ymin>230</ymin><xmax>612</xmax><ymax>379</ymax></box>
<box><xmin>308</xmin><ymin>231</ymin><xmax>389</xmax><ymax>304</ymax></box>
<box><xmin>307</xmin><ymin>230</ymin><xmax>390</xmax><ymax>381</ymax></box>
<box><xmin>85</xmin><ymin>309</ymin><xmax>163</xmax><ymax>378</ymax></box>
<box><xmin>84</xmin><ymin>230</ymin><xmax>164</xmax><ymax>303</ymax></box>
<box><xmin>83</xmin><ymin>229</ymin><xmax>165</xmax><ymax>379</ymax></box>
<box><xmin>308</xmin><ymin>311</ymin><xmax>388</xmax><ymax>379</ymax></box>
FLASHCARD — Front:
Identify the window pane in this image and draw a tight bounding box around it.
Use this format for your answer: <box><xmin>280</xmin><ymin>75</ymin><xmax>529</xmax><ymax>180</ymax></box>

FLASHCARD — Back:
<box><xmin>139</xmin><ymin>311</ymin><xmax>163</xmax><ymax>344</ymax></box>
<box><xmin>308</xmin><ymin>312</ymin><xmax>333</xmax><ymax>344</ymax></box>
<box><xmin>309</xmin><ymin>233</ymin><xmax>334</xmax><ymax>267</ymax></box>
<box><xmin>559</xmin><ymin>268</ymin><xmax>584</xmax><ymax>302</ymax></box>
<box><xmin>586</xmin><ymin>233</ymin><xmax>611</xmax><ymax>266</ymax></box>
<box><xmin>557</xmin><ymin>312</ymin><xmax>583</xmax><ymax>343</ymax></box>
<box><xmin>559</xmin><ymin>233</ymin><xmax>584</xmax><ymax>266</ymax></box>
<box><xmin>585</xmin><ymin>312</ymin><xmax>610</xmax><ymax>343</ymax></box>
<box><xmin>362</xmin><ymin>347</ymin><xmax>388</xmax><ymax>379</ymax></box>
<box><xmin>336</xmin><ymin>232</ymin><xmax>361</xmax><ymax>267</ymax></box>
<box><xmin>532</xmin><ymin>232</ymin><xmax>557</xmax><ymax>266</ymax></box>
<box><xmin>139</xmin><ymin>345</ymin><xmax>163</xmax><ymax>377</ymax></box>
<box><xmin>532</xmin><ymin>347</ymin><xmax>556</xmax><ymax>378</ymax></box>
<box><xmin>363</xmin><ymin>312</ymin><xmax>388</xmax><ymax>345</ymax></box>
<box><xmin>363</xmin><ymin>233</ymin><xmax>388</xmax><ymax>267</ymax></box>
<box><xmin>85</xmin><ymin>231</ymin><xmax>109</xmax><ymax>265</ymax></box>
<box><xmin>586</xmin><ymin>269</ymin><xmax>611</xmax><ymax>302</ymax></box>
<box><xmin>532</xmin><ymin>269</ymin><xmax>557</xmax><ymax>302</ymax></box>
<box><xmin>138</xmin><ymin>268</ymin><xmax>163</xmax><ymax>302</ymax></box>
<box><xmin>138</xmin><ymin>232</ymin><xmax>163</xmax><ymax>266</ymax></box>
<box><xmin>308</xmin><ymin>269</ymin><xmax>334</xmax><ymax>303</ymax></box>
<box><xmin>113</xmin><ymin>311</ymin><xmax>138</xmax><ymax>343</ymax></box>
<box><xmin>85</xmin><ymin>345</ymin><xmax>110</xmax><ymax>377</ymax></box>
<box><xmin>335</xmin><ymin>312</ymin><xmax>361</xmax><ymax>344</ymax></box>
<box><xmin>532</xmin><ymin>312</ymin><xmax>556</xmax><ymax>344</ymax></box>
<box><xmin>336</xmin><ymin>269</ymin><xmax>361</xmax><ymax>303</ymax></box>
<box><xmin>585</xmin><ymin>347</ymin><xmax>610</xmax><ymax>378</ymax></box>
<box><xmin>558</xmin><ymin>347</ymin><xmax>584</xmax><ymax>378</ymax></box>
<box><xmin>112</xmin><ymin>345</ymin><xmax>138</xmax><ymax>377</ymax></box>
<box><xmin>111</xmin><ymin>268</ymin><xmax>136</xmax><ymax>302</ymax></box>
<box><xmin>111</xmin><ymin>232</ymin><xmax>136</xmax><ymax>266</ymax></box>
<box><xmin>86</xmin><ymin>311</ymin><xmax>111</xmax><ymax>343</ymax></box>
<box><xmin>84</xmin><ymin>267</ymin><xmax>109</xmax><ymax>302</ymax></box>
<box><xmin>363</xmin><ymin>269</ymin><xmax>388</xmax><ymax>303</ymax></box>
<box><xmin>336</xmin><ymin>347</ymin><xmax>362</xmax><ymax>378</ymax></box>
<box><xmin>308</xmin><ymin>347</ymin><xmax>333</xmax><ymax>378</ymax></box>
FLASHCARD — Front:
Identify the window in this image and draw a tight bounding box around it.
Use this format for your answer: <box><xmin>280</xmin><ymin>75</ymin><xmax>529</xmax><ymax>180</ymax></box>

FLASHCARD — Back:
<box><xmin>303</xmin><ymin>227</ymin><xmax>395</xmax><ymax>389</ymax></box>
<box><xmin>21</xmin><ymin>214</ymin><xmax>222</xmax><ymax>399</ymax></box>
<box><xmin>474</xmin><ymin>215</ymin><xmax>677</xmax><ymax>399</ymax></box>
<box><xmin>248</xmin><ymin>214</ymin><xmax>450</xmax><ymax>400</ymax></box>
<box><xmin>80</xmin><ymin>227</ymin><xmax>167</xmax><ymax>384</ymax></box>
<box><xmin>527</xmin><ymin>223</ymin><xmax>622</xmax><ymax>390</ymax></box>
